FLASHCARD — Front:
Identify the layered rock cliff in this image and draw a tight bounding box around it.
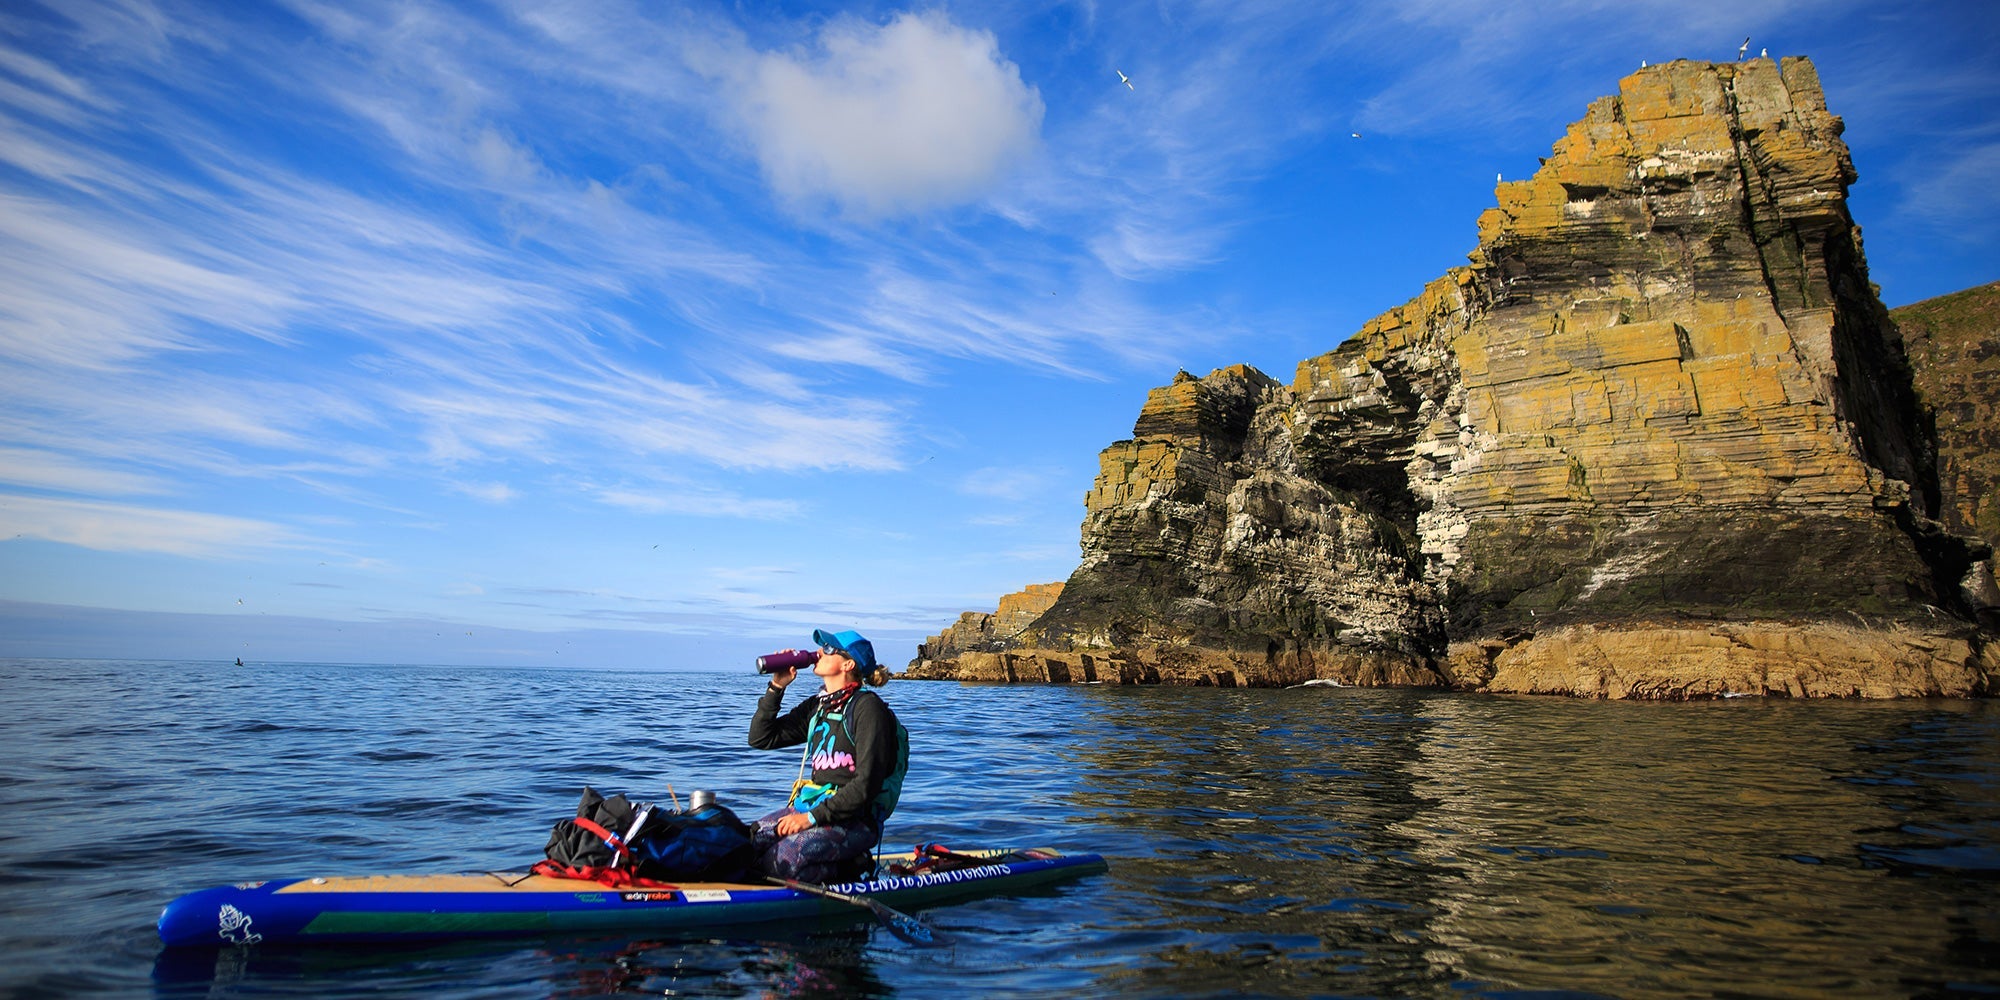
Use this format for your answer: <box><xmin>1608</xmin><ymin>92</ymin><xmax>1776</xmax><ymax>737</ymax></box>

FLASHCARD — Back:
<box><xmin>916</xmin><ymin>582</ymin><xmax>1064</xmax><ymax>662</ymax></box>
<box><xmin>907</xmin><ymin>58</ymin><xmax>1997</xmax><ymax>697</ymax></box>
<box><xmin>1894</xmin><ymin>281</ymin><xmax>2000</xmax><ymax>626</ymax></box>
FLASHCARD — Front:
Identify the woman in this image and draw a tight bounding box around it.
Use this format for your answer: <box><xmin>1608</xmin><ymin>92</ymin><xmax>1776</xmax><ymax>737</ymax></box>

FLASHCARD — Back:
<box><xmin>746</xmin><ymin>628</ymin><xmax>902</xmax><ymax>883</ymax></box>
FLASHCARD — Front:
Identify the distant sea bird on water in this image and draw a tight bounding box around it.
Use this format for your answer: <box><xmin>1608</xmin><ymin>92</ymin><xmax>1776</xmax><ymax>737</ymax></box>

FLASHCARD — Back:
<box><xmin>1738</xmin><ymin>37</ymin><xmax>1750</xmax><ymax>59</ymax></box>
<box><xmin>1116</xmin><ymin>68</ymin><xmax>1133</xmax><ymax>90</ymax></box>
<box><xmin>1351</xmin><ymin>131</ymin><xmax>1361</xmax><ymax>138</ymax></box>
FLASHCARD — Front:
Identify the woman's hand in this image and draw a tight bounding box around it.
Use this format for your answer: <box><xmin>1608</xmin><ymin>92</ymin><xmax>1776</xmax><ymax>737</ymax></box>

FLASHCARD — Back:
<box><xmin>769</xmin><ymin>654</ymin><xmax>800</xmax><ymax>689</ymax></box>
<box><xmin>775</xmin><ymin>811</ymin><xmax>814</xmax><ymax>837</ymax></box>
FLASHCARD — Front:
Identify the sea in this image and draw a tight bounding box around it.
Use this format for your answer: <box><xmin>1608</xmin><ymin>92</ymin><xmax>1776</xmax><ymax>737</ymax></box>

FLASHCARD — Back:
<box><xmin>1</xmin><ymin>657</ymin><xmax>1996</xmax><ymax>999</ymax></box>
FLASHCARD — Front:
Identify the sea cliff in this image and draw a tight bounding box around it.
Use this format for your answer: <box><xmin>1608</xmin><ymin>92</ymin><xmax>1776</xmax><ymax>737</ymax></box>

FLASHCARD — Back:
<box><xmin>908</xmin><ymin>58</ymin><xmax>1996</xmax><ymax>698</ymax></box>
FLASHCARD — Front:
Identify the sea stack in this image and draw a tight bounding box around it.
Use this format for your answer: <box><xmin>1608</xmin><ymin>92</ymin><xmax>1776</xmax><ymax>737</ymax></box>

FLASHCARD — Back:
<box><xmin>908</xmin><ymin>58</ymin><xmax>1997</xmax><ymax>698</ymax></box>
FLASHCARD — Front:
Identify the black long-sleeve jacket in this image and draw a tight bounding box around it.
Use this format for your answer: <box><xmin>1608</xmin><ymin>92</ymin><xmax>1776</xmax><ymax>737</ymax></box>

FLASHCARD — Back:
<box><xmin>748</xmin><ymin>683</ymin><xmax>898</xmax><ymax>827</ymax></box>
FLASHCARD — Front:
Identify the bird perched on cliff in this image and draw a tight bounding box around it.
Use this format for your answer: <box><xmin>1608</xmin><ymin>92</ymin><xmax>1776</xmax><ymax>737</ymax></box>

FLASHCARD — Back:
<box><xmin>1116</xmin><ymin>68</ymin><xmax>1133</xmax><ymax>90</ymax></box>
<box><xmin>1760</xmin><ymin>47</ymin><xmax>1768</xmax><ymax>58</ymax></box>
<box><xmin>1738</xmin><ymin>37</ymin><xmax>1750</xmax><ymax>60</ymax></box>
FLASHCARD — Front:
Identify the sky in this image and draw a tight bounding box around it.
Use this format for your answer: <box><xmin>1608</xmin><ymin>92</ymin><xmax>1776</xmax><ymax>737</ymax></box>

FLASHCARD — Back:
<box><xmin>1</xmin><ymin>0</ymin><xmax>1995</xmax><ymax>671</ymax></box>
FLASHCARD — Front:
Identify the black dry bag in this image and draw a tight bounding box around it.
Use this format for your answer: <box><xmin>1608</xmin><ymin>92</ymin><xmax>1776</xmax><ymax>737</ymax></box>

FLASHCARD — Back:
<box><xmin>544</xmin><ymin>786</ymin><xmax>755</xmax><ymax>881</ymax></box>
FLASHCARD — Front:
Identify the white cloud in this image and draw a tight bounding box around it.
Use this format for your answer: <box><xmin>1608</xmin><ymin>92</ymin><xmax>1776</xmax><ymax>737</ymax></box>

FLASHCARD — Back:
<box><xmin>0</xmin><ymin>46</ymin><xmax>108</xmax><ymax>109</ymax></box>
<box><xmin>452</xmin><ymin>480</ymin><xmax>517</xmax><ymax>504</ymax></box>
<box><xmin>1898</xmin><ymin>141</ymin><xmax>2000</xmax><ymax>234</ymax></box>
<box><xmin>728</xmin><ymin>12</ymin><xmax>1044</xmax><ymax>217</ymax></box>
<box><xmin>958</xmin><ymin>467</ymin><xmax>1050</xmax><ymax>502</ymax></box>
<box><xmin>1089</xmin><ymin>218</ymin><xmax>1225</xmax><ymax>280</ymax></box>
<box><xmin>0</xmin><ymin>192</ymin><xmax>289</xmax><ymax>369</ymax></box>
<box><xmin>592</xmin><ymin>485</ymin><xmax>800</xmax><ymax>520</ymax></box>
<box><xmin>0</xmin><ymin>446</ymin><xmax>163</xmax><ymax>495</ymax></box>
<box><xmin>0</xmin><ymin>492</ymin><xmax>301</xmax><ymax>556</ymax></box>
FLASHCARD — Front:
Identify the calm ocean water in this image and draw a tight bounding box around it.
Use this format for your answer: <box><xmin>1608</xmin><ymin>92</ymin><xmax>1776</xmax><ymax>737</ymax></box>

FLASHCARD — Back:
<box><xmin>1</xmin><ymin>657</ymin><xmax>1995</xmax><ymax>999</ymax></box>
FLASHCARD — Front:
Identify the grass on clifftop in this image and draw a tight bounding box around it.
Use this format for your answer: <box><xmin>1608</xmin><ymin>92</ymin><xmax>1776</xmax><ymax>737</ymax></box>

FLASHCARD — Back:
<box><xmin>1891</xmin><ymin>280</ymin><xmax>2000</xmax><ymax>339</ymax></box>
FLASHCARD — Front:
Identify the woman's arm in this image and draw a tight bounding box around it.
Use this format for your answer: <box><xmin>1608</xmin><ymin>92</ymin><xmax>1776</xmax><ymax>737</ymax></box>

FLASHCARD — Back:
<box><xmin>747</xmin><ymin>681</ymin><xmax>813</xmax><ymax>749</ymax></box>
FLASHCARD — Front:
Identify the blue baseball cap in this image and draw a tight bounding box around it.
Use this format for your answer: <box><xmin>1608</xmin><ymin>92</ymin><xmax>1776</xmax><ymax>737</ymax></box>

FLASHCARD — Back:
<box><xmin>812</xmin><ymin>628</ymin><xmax>876</xmax><ymax>671</ymax></box>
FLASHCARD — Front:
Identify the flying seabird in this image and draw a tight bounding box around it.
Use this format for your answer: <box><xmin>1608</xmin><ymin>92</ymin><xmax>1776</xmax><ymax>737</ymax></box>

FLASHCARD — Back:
<box><xmin>1351</xmin><ymin>131</ymin><xmax>1361</xmax><ymax>138</ymax></box>
<box><xmin>1738</xmin><ymin>37</ymin><xmax>1750</xmax><ymax>60</ymax></box>
<box><xmin>1116</xmin><ymin>68</ymin><xmax>1133</xmax><ymax>90</ymax></box>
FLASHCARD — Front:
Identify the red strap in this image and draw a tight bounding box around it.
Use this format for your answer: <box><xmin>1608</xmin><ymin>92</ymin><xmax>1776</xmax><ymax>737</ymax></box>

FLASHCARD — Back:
<box><xmin>574</xmin><ymin>817</ymin><xmax>628</xmax><ymax>859</ymax></box>
<box><xmin>530</xmin><ymin>858</ymin><xmax>678</xmax><ymax>889</ymax></box>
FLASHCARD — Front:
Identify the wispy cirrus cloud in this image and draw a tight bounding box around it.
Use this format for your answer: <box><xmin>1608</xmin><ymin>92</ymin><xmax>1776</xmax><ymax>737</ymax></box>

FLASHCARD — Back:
<box><xmin>591</xmin><ymin>484</ymin><xmax>801</xmax><ymax>521</ymax></box>
<box><xmin>957</xmin><ymin>467</ymin><xmax>1054</xmax><ymax>502</ymax></box>
<box><xmin>0</xmin><ymin>1</ymin><xmax>920</xmax><ymax>522</ymax></box>
<box><xmin>0</xmin><ymin>492</ymin><xmax>304</xmax><ymax>556</ymax></box>
<box><xmin>0</xmin><ymin>446</ymin><xmax>164</xmax><ymax>495</ymax></box>
<box><xmin>1898</xmin><ymin>141</ymin><xmax>2000</xmax><ymax>235</ymax></box>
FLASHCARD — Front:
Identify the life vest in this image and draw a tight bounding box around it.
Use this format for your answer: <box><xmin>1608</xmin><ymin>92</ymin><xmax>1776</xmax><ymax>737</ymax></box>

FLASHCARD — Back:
<box><xmin>790</xmin><ymin>689</ymin><xmax>909</xmax><ymax>824</ymax></box>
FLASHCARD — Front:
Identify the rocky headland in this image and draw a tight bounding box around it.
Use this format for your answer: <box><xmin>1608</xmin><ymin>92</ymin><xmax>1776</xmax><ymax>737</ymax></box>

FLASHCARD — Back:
<box><xmin>909</xmin><ymin>57</ymin><xmax>1997</xmax><ymax>698</ymax></box>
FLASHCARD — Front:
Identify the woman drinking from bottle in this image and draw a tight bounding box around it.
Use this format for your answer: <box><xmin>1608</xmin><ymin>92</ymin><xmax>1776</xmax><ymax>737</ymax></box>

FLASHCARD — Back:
<box><xmin>747</xmin><ymin>628</ymin><xmax>904</xmax><ymax>882</ymax></box>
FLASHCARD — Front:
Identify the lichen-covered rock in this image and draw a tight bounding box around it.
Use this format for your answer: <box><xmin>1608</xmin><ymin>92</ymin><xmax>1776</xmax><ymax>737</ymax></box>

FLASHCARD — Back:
<box><xmin>910</xmin><ymin>58</ymin><xmax>1996</xmax><ymax>698</ymax></box>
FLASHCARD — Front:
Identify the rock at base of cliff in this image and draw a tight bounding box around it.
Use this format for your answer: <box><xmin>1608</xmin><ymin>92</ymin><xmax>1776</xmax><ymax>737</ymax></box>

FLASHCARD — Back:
<box><xmin>1451</xmin><ymin>621</ymin><xmax>1997</xmax><ymax>698</ymax></box>
<box><xmin>902</xmin><ymin>644</ymin><xmax>1442</xmax><ymax>689</ymax></box>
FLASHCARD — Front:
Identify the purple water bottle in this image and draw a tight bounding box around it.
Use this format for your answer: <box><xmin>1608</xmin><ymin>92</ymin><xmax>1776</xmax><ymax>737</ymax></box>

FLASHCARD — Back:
<box><xmin>756</xmin><ymin>648</ymin><xmax>818</xmax><ymax>674</ymax></box>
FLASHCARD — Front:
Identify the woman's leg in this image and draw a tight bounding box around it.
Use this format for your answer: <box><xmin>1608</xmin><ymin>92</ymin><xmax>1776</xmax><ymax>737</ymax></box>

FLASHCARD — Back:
<box><xmin>749</xmin><ymin>808</ymin><xmax>880</xmax><ymax>882</ymax></box>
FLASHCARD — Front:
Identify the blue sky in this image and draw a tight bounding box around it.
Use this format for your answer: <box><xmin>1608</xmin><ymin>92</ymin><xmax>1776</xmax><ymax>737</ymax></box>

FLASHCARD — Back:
<box><xmin>2</xmin><ymin>0</ymin><xmax>1995</xmax><ymax>670</ymax></box>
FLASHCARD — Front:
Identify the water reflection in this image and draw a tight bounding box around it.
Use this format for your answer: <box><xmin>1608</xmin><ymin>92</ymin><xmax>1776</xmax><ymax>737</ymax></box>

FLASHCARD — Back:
<box><xmin>1058</xmin><ymin>687</ymin><xmax>2000</xmax><ymax>998</ymax></box>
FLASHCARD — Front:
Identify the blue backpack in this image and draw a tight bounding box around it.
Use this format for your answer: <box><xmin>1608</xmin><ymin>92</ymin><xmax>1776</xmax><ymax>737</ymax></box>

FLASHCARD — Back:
<box><xmin>632</xmin><ymin>803</ymin><xmax>756</xmax><ymax>880</ymax></box>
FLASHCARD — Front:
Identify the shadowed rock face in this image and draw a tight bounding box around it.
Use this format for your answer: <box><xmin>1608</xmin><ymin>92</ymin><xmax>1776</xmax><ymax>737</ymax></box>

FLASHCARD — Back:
<box><xmin>908</xmin><ymin>58</ymin><xmax>1996</xmax><ymax>698</ymax></box>
<box><xmin>1894</xmin><ymin>281</ymin><xmax>2000</xmax><ymax>628</ymax></box>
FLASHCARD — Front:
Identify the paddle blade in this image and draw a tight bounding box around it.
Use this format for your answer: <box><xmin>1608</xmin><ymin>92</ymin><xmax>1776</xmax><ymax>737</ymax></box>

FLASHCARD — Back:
<box><xmin>864</xmin><ymin>898</ymin><xmax>945</xmax><ymax>947</ymax></box>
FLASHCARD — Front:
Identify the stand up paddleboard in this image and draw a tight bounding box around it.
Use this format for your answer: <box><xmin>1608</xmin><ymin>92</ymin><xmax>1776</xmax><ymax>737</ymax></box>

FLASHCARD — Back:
<box><xmin>159</xmin><ymin>848</ymin><xmax>1107</xmax><ymax>947</ymax></box>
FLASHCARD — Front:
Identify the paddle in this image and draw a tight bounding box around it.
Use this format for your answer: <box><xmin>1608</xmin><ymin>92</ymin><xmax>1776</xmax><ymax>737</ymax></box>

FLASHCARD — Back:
<box><xmin>763</xmin><ymin>876</ymin><xmax>947</xmax><ymax>946</ymax></box>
